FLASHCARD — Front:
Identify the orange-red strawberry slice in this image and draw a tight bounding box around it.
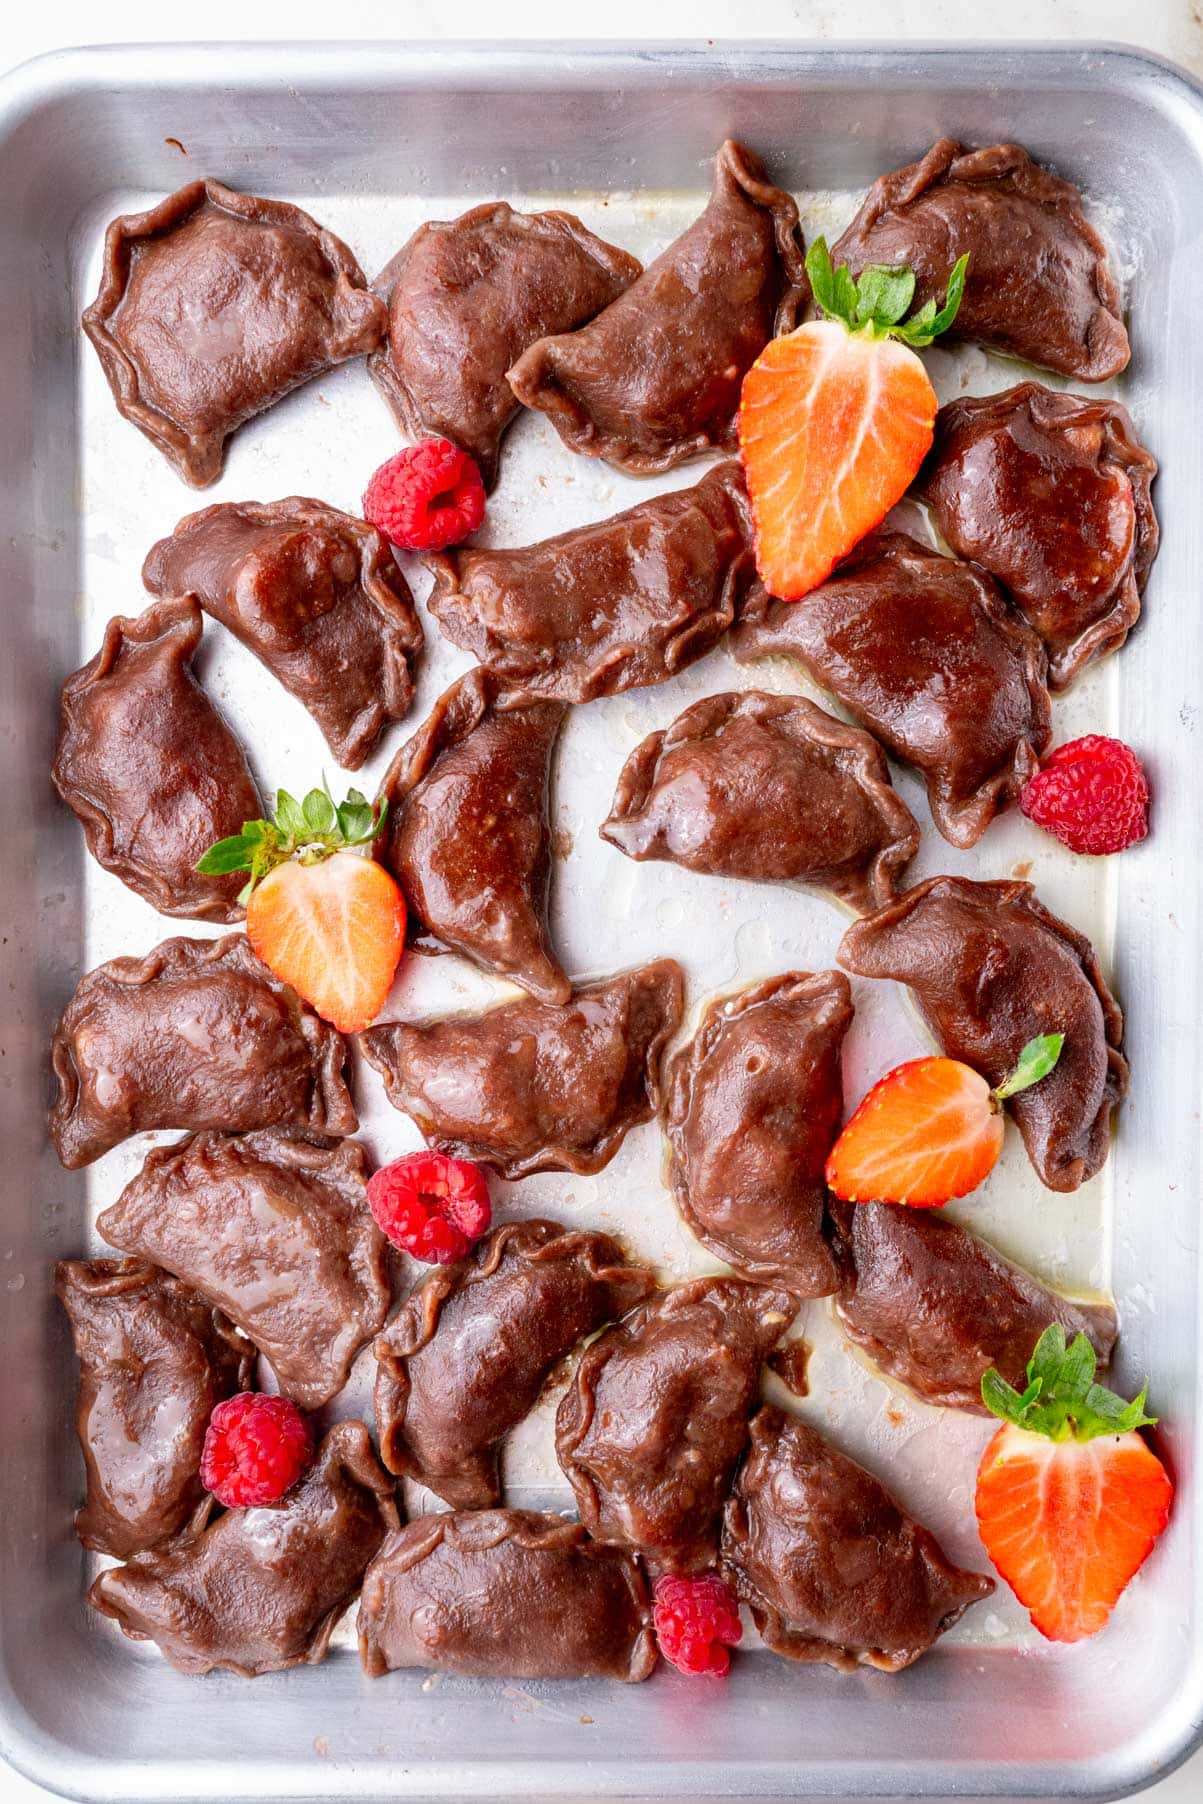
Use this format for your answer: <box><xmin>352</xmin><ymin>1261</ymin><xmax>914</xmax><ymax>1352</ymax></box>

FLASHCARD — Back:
<box><xmin>740</xmin><ymin>320</ymin><xmax>938</xmax><ymax>601</ymax></box>
<box><xmin>247</xmin><ymin>851</ymin><xmax>405</xmax><ymax>1034</ymax></box>
<box><xmin>975</xmin><ymin>1421</ymin><xmax>1172</xmax><ymax>1643</ymax></box>
<box><xmin>825</xmin><ymin>1055</ymin><xmax>1003</xmax><ymax>1207</ymax></box>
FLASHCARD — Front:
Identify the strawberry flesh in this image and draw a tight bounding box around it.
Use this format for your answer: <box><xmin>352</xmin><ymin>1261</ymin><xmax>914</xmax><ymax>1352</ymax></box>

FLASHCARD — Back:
<box><xmin>825</xmin><ymin>1055</ymin><xmax>1003</xmax><ymax>1207</ymax></box>
<box><xmin>247</xmin><ymin>850</ymin><xmax>405</xmax><ymax>1035</ymax></box>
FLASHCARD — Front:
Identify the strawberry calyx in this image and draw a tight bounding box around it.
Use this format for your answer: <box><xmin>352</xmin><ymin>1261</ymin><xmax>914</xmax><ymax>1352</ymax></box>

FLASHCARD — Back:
<box><xmin>805</xmin><ymin>237</ymin><xmax>969</xmax><ymax>348</ymax></box>
<box><xmin>197</xmin><ymin>785</ymin><xmax>387</xmax><ymax>905</ymax></box>
<box><xmin>981</xmin><ymin>1323</ymin><xmax>1157</xmax><ymax>1445</ymax></box>
<box><xmin>991</xmin><ymin>1031</ymin><xmax>1064</xmax><ymax>1105</ymax></box>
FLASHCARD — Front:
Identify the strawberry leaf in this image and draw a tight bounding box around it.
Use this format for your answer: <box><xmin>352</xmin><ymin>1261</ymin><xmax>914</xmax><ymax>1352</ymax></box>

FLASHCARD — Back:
<box><xmin>981</xmin><ymin>1323</ymin><xmax>1157</xmax><ymax>1443</ymax></box>
<box><xmin>805</xmin><ymin>238</ymin><xmax>968</xmax><ymax>347</ymax></box>
<box><xmin>994</xmin><ymin>1032</ymin><xmax>1064</xmax><ymax>1101</ymax></box>
<box><xmin>197</xmin><ymin>782</ymin><xmax>389</xmax><ymax>898</ymax></box>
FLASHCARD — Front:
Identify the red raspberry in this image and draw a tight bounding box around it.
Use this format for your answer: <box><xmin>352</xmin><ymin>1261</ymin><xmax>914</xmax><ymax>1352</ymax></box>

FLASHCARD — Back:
<box><xmin>363</xmin><ymin>438</ymin><xmax>485</xmax><ymax>551</ymax></box>
<box><xmin>367</xmin><ymin>1151</ymin><xmax>492</xmax><ymax>1264</ymax></box>
<box><xmin>652</xmin><ymin>1573</ymin><xmax>743</xmax><ymax>1676</ymax></box>
<box><xmin>200</xmin><ymin>1393</ymin><xmax>311</xmax><ymax>1508</ymax></box>
<box><xmin>1020</xmin><ymin>734</ymin><xmax>1150</xmax><ymax>856</ymax></box>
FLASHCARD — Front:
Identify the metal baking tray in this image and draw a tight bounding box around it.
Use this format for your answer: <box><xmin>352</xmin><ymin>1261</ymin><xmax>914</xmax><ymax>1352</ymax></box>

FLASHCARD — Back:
<box><xmin>1</xmin><ymin>37</ymin><xmax>1201</xmax><ymax>1804</ymax></box>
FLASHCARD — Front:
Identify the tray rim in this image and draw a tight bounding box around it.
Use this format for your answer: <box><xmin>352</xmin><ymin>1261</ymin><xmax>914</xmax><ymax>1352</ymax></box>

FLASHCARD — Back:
<box><xmin>2</xmin><ymin>35</ymin><xmax>1203</xmax><ymax>1804</ymax></box>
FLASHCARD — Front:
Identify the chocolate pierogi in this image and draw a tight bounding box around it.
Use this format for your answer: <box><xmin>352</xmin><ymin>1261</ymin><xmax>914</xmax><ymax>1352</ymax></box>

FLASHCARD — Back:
<box><xmin>831</xmin><ymin>139</ymin><xmax>1129</xmax><ymax>380</ymax></box>
<box><xmin>721</xmin><ymin>1407</ymin><xmax>994</xmax><ymax>1671</ymax></box>
<box><xmin>556</xmin><ymin>1276</ymin><xmax>794</xmax><ymax>1571</ymax></box>
<box><xmin>142</xmin><ymin>497</ymin><xmax>423</xmax><ymax>767</ymax></box>
<box><xmin>373</xmin><ymin>1219</ymin><xmax>655</xmax><ymax>1506</ymax></box>
<box><xmin>370</xmin><ymin>201</ymin><xmax>641</xmax><ymax>488</ymax></box>
<box><xmin>359</xmin><ymin>1510</ymin><xmax>656</xmax><ymax>1682</ymax></box>
<box><xmin>920</xmin><ymin>384</ymin><xmax>1159</xmax><ymax>689</ymax></box>
<box><xmin>602</xmin><ymin>691</ymin><xmax>917</xmax><ymax>911</ymax></box>
<box><xmin>427</xmin><ymin>461</ymin><xmax>757</xmax><ymax>702</ymax></box>
<box><xmin>88</xmin><ymin>1422</ymin><xmax>398</xmax><ymax>1677</ymax></box>
<box><xmin>98</xmin><ymin>1130</ymin><xmax>388</xmax><ymax>1409</ymax></box>
<box><xmin>829</xmin><ymin>1200</ymin><xmax>1118</xmax><ymax>1413</ymax></box>
<box><xmin>732</xmin><ymin>532</ymin><xmax>1051</xmax><ymax>850</ymax></box>
<box><xmin>838</xmin><ymin>876</ymin><xmax>1127</xmax><ymax>1192</ymax></box>
<box><xmin>55</xmin><ymin>1258</ymin><xmax>252</xmax><ymax>1558</ymax></box>
<box><xmin>509</xmin><ymin>140</ymin><xmax>806</xmax><ymax>471</ymax></box>
<box><xmin>666</xmin><ymin>972</ymin><xmax>850</xmax><ymax>1298</ymax></box>
<box><xmin>374</xmin><ymin>668</ymin><xmax>568</xmax><ymax>1002</ymax></box>
<box><xmin>360</xmin><ymin>960</ymin><xmax>683</xmax><ymax>1179</ymax></box>
<box><xmin>52</xmin><ymin>596</ymin><xmax>261</xmax><ymax>921</ymax></box>
<box><xmin>83</xmin><ymin>180</ymin><xmax>386</xmax><ymax>486</ymax></box>
<box><xmin>50</xmin><ymin>934</ymin><xmax>355</xmax><ymax>1168</ymax></box>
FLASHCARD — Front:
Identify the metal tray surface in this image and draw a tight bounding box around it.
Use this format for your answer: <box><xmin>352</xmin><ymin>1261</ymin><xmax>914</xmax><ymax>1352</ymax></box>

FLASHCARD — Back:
<box><xmin>0</xmin><ymin>38</ymin><xmax>1201</xmax><ymax>1804</ymax></box>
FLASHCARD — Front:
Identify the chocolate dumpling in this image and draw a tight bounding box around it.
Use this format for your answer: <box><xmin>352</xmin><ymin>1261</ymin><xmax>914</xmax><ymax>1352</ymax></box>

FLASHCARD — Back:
<box><xmin>509</xmin><ymin>140</ymin><xmax>806</xmax><ymax>472</ymax></box>
<box><xmin>838</xmin><ymin>876</ymin><xmax>1128</xmax><ymax>1192</ymax></box>
<box><xmin>50</xmin><ymin>933</ymin><xmax>356</xmax><ymax>1169</ymax></box>
<box><xmin>427</xmin><ymin>460</ymin><xmax>757</xmax><ymax>702</ymax></box>
<box><xmin>370</xmin><ymin>202</ymin><xmax>642</xmax><ymax>489</ymax></box>
<box><xmin>829</xmin><ymin>1200</ymin><xmax>1118</xmax><ymax>1413</ymax></box>
<box><xmin>721</xmin><ymin>1406</ymin><xmax>994</xmax><ymax>1671</ymax></box>
<box><xmin>602</xmin><ymin>691</ymin><xmax>918</xmax><ymax>911</ymax></box>
<box><xmin>359</xmin><ymin>959</ymin><xmax>683</xmax><ymax>1180</ymax></box>
<box><xmin>373</xmin><ymin>1219</ymin><xmax>656</xmax><ymax>1507</ymax></box>
<box><xmin>83</xmin><ymin>180</ymin><xmax>386</xmax><ymax>487</ymax></box>
<box><xmin>919</xmin><ymin>384</ymin><xmax>1159</xmax><ymax>690</ymax></box>
<box><xmin>831</xmin><ymin>139</ymin><xmax>1129</xmax><ymax>381</ymax></box>
<box><xmin>142</xmin><ymin>497</ymin><xmax>423</xmax><ymax>768</ymax></box>
<box><xmin>52</xmin><ymin>596</ymin><xmax>262</xmax><ymax>921</ymax></box>
<box><xmin>55</xmin><ymin>1258</ymin><xmax>253</xmax><ymax>1559</ymax></box>
<box><xmin>555</xmin><ymin>1276</ymin><xmax>794</xmax><ymax>1572</ymax></box>
<box><xmin>359</xmin><ymin>1510</ymin><xmax>656</xmax><ymax>1682</ymax></box>
<box><xmin>98</xmin><ymin>1130</ymin><xmax>388</xmax><ymax>1410</ymax></box>
<box><xmin>88</xmin><ymin>1421</ymin><xmax>398</xmax><ymax>1677</ymax></box>
<box><xmin>731</xmin><ymin>531</ymin><xmax>1051</xmax><ymax>850</ymax></box>
<box><xmin>666</xmin><ymin>972</ymin><xmax>850</xmax><ymax>1299</ymax></box>
<box><xmin>375</xmin><ymin>668</ymin><xmax>568</xmax><ymax>1003</ymax></box>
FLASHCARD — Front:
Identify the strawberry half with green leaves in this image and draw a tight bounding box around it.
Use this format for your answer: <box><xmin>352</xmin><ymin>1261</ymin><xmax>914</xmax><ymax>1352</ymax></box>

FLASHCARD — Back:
<box><xmin>976</xmin><ymin>1324</ymin><xmax>1172</xmax><ymax>1643</ymax></box>
<box><xmin>825</xmin><ymin>1033</ymin><xmax>1063</xmax><ymax>1208</ymax></box>
<box><xmin>739</xmin><ymin>239</ymin><xmax>969</xmax><ymax>601</ymax></box>
<box><xmin>198</xmin><ymin>786</ymin><xmax>405</xmax><ymax>1034</ymax></box>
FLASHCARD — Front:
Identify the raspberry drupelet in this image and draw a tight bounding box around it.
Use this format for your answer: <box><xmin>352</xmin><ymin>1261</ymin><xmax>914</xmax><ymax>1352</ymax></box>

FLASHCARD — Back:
<box><xmin>1020</xmin><ymin>734</ymin><xmax>1149</xmax><ymax>855</ymax></box>
<box><xmin>367</xmin><ymin>1151</ymin><xmax>492</xmax><ymax>1264</ymax></box>
<box><xmin>652</xmin><ymin>1573</ymin><xmax>743</xmax><ymax>1676</ymax></box>
<box><xmin>200</xmin><ymin>1392</ymin><xmax>312</xmax><ymax>1508</ymax></box>
<box><xmin>363</xmin><ymin>438</ymin><xmax>486</xmax><ymax>551</ymax></box>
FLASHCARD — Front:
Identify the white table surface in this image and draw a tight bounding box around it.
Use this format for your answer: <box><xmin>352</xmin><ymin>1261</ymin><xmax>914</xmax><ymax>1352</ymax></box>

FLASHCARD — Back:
<box><xmin>3</xmin><ymin>3</ymin><xmax>1198</xmax><ymax>1801</ymax></box>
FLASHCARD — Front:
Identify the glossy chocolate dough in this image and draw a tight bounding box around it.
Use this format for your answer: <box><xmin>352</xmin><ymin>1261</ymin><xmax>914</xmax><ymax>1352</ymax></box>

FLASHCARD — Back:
<box><xmin>374</xmin><ymin>1220</ymin><xmax>656</xmax><ymax>1506</ymax></box>
<box><xmin>375</xmin><ymin>668</ymin><xmax>568</xmax><ymax>1003</ymax></box>
<box><xmin>360</xmin><ymin>959</ymin><xmax>683</xmax><ymax>1179</ymax></box>
<box><xmin>830</xmin><ymin>1200</ymin><xmax>1118</xmax><ymax>1414</ymax></box>
<box><xmin>919</xmin><ymin>384</ymin><xmax>1159</xmax><ymax>691</ymax></box>
<box><xmin>603</xmin><ymin>692</ymin><xmax>918</xmax><ymax>912</ymax></box>
<box><xmin>51</xmin><ymin>597</ymin><xmax>261</xmax><ymax>922</ymax></box>
<box><xmin>556</xmin><ymin>1276</ymin><xmax>794</xmax><ymax>1571</ymax></box>
<box><xmin>83</xmin><ymin>180</ymin><xmax>386</xmax><ymax>487</ymax></box>
<box><xmin>839</xmin><ymin>876</ymin><xmax>1128</xmax><ymax>1192</ymax></box>
<box><xmin>49</xmin><ymin>934</ymin><xmax>355</xmax><ymax>1169</ymax></box>
<box><xmin>98</xmin><ymin>1131</ymin><xmax>388</xmax><ymax>1410</ymax></box>
<box><xmin>666</xmin><ymin>973</ymin><xmax>850</xmax><ymax>1299</ymax></box>
<box><xmin>370</xmin><ymin>202</ymin><xmax>641</xmax><ymax>489</ymax></box>
<box><xmin>88</xmin><ymin>1422</ymin><xmax>398</xmax><ymax>1677</ymax></box>
<box><xmin>359</xmin><ymin>1510</ymin><xmax>656</xmax><ymax>1682</ymax></box>
<box><xmin>142</xmin><ymin>498</ymin><xmax>423</xmax><ymax>768</ymax></box>
<box><xmin>54</xmin><ymin>1258</ymin><xmax>252</xmax><ymax>1559</ymax></box>
<box><xmin>427</xmin><ymin>461</ymin><xmax>756</xmax><ymax>703</ymax></box>
<box><xmin>768</xmin><ymin>1341</ymin><xmax>811</xmax><ymax>1397</ymax></box>
<box><xmin>731</xmin><ymin>532</ymin><xmax>1051</xmax><ymax>850</ymax></box>
<box><xmin>721</xmin><ymin>1407</ymin><xmax>994</xmax><ymax>1672</ymax></box>
<box><xmin>508</xmin><ymin>140</ymin><xmax>806</xmax><ymax>472</ymax></box>
<box><xmin>831</xmin><ymin>139</ymin><xmax>1128</xmax><ymax>381</ymax></box>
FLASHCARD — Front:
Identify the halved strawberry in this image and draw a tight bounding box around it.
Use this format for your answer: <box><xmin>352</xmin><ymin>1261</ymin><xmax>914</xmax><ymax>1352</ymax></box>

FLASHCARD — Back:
<box><xmin>825</xmin><ymin>1033</ymin><xmax>1063</xmax><ymax>1208</ymax></box>
<box><xmin>198</xmin><ymin>784</ymin><xmax>405</xmax><ymax>1034</ymax></box>
<box><xmin>739</xmin><ymin>239</ymin><xmax>968</xmax><ymax>601</ymax></box>
<box><xmin>976</xmin><ymin>1325</ymin><xmax>1172</xmax><ymax>1643</ymax></box>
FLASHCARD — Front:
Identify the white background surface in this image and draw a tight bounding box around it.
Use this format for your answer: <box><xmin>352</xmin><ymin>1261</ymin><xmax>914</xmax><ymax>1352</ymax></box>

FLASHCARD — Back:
<box><xmin>4</xmin><ymin>3</ymin><xmax>1200</xmax><ymax>1803</ymax></box>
